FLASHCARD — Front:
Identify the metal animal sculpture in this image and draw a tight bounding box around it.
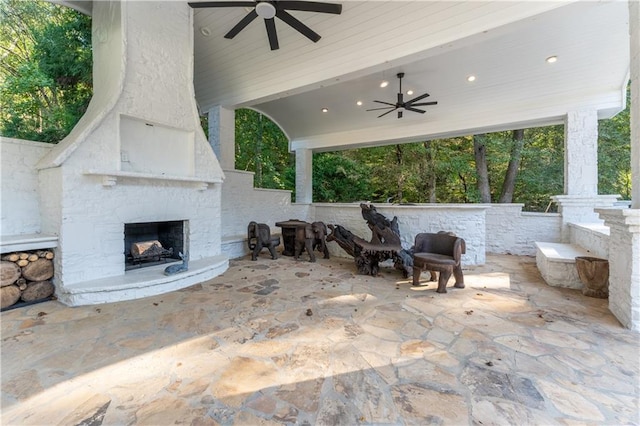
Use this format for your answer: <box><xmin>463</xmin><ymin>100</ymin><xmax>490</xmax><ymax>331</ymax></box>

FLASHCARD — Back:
<box><xmin>164</xmin><ymin>251</ymin><xmax>189</xmax><ymax>275</ymax></box>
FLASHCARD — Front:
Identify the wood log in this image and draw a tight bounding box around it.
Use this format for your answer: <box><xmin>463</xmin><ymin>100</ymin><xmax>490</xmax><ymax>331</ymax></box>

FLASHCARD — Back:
<box><xmin>27</xmin><ymin>254</ymin><xmax>39</xmax><ymax>262</ymax></box>
<box><xmin>131</xmin><ymin>240</ymin><xmax>163</xmax><ymax>257</ymax></box>
<box><xmin>1</xmin><ymin>285</ymin><xmax>21</xmax><ymax>309</ymax></box>
<box><xmin>21</xmin><ymin>280</ymin><xmax>55</xmax><ymax>302</ymax></box>
<box><xmin>18</xmin><ymin>253</ymin><xmax>29</xmax><ymax>260</ymax></box>
<box><xmin>45</xmin><ymin>251</ymin><xmax>54</xmax><ymax>260</ymax></box>
<box><xmin>1</xmin><ymin>261</ymin><xmax>21</xmax><ymax>287</ymax></box>
<box><xmin>2</xmin><ymin>253</ymin><xmax>19</xmax><ymax>262</ymax></box>
<box><xmin>21</xmin><ymin>258</ymin><xmax>54</xmax><ymax>281</ymax></box>
<box><xmin>16</xmin><ymin>259</ymin><xmax>29</xmax><ymax>267</ymax></box>
<box><xmin>16</xmin><ymin>278</ymin><xmax>27</xmax><ymax>291</ymax></box>
<box><xmin>36</xmin><ymin>250</ymin><xmax>47</xmax><ymax>258</ymax></box>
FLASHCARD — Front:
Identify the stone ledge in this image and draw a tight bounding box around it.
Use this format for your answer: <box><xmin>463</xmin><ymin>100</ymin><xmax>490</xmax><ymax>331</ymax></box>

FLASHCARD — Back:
<box><xmin>534</xmin><ymin>242</ymin><xmax>593</xmax><ymax>289</ymax></box>
<box><xmin>56</xmin><ymin>255</ymin><xmax>228</xmax><ymax>306</ymax></box>
<box><xmin>1</xmin><ymin>234</ymin><xmax>58</xmax><ymax>254</ymax></box>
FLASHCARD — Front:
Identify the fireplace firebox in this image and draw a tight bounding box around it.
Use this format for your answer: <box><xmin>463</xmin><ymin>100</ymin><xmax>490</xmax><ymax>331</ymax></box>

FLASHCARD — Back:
<box><xmin>124</xmin><ymin>221</ymin><xmax>187</xmax><ymax>269</ymax></box>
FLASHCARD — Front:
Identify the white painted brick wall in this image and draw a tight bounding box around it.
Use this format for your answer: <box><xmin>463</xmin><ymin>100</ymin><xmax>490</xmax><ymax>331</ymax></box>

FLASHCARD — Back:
<box><xmin>568</xmin><ymin>223</ymin><xmax>609</xmax><ymax>259</ymax></box>
<box><xmin>485</xmin><ymin>204</ymin><xmax>562</xmax><ymax>255</ymax></box>
<box><xmin>314</xmin><ymin>203</ymin><xmax>487</xmax><ymax>265</ymax></box>
<box><xmin>1</xmin><ymin>138</ymin><xmax>53</xmax><ymax>235</ymax></box>
<box><xmin>221</xmin><ymin>169</ymin><xmax>309</xmax><ymax>258</ymax></box>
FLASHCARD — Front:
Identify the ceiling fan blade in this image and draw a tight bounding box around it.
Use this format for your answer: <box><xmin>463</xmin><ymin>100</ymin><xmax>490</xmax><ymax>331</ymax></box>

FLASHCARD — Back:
<box><xmin>373</xmin><ymin>100</ymin><xmax>396</xmax><ymax>107</ymax></box>
<box><xmin>276</xmin><ymin>9</ymin><xmax>321</xmax><ymax>42</ymax></box>
<box><xmin>366</xmin><ymin>106</ymin><xmax>395</xmax><ymax>111</ymax></box>
<box><xmin>405</xmin><ymin>107</ymin><xmax>426</xmax><ymax>114</ymax></box>
<box><xmin>378</xmin><ymin>108</ymin><xmax>397</xmax><ymax>118</ymax></box>
<box><xmin>264</xmin><ymin>17</ymin><xmax>279</xmax><ymax>50</ymax></box>
<box><xmin>398</xmin><ymin>110</ymin><xmax>403</xmax><ymax>118</ymax></box>
<box><xmin>277</xmin><ymin>1</ymin><xmax>342</xmax><ymax>14</ymax></box>
<box><xmin>410</xmin><ymin>101</ymin><xmax>438</xmax><ymax>107</ymax></box>
<box><xmin>406</xmin><ymin>92</ymin><xmax>430</xmax><ymax>104</ymax></box>
<box><xmin>188</xmin><ymin>1</ymin><xmax>255</xmax><ymax>8</ymax></box>
<box><xmin>225</xmin><ymin>9</ymin><xmax>258</xmax><ymax>39</ymax></box>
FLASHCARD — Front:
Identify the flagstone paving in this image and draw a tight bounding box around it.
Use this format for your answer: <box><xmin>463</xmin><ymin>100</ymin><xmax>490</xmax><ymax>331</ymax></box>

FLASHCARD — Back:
<box><xmin>1</xmin><ymin>254</ymin><xmax>638</xmax><ymax>425</ymax></box>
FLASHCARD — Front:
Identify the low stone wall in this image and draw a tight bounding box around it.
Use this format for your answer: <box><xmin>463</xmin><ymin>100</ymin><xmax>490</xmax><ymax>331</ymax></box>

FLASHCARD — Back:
<box><xmin>1</xmin><ymin>138</ymin><xmax>53</xmax><ymax>236</ymax></box>
<box><xmin>313</xmin><ymin>203</ymin><xmax>488</xmax><ymax>265</ymax></box>
<box><xmin>221</xmin><ymin>170</ymin><xmax>309</xmax><ymax>259</ymax></box>
<box><xmin>568</xmin><ymin>223</ymin><xmax>610</xmax><ymax>259</ymax></box>
<box><xmin>485</xmin><ymin>204</ymin><xmax>562</xmax><ymax>256</ymax></box>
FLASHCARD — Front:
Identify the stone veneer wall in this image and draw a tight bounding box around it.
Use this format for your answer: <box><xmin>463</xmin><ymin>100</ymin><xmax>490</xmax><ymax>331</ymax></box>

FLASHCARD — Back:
<box><xmin>313</xmin><ymin>203</ymin><xmax>488</xmax><ymax>265</ymax></box>
<box><xmin>220</xmin><ymin>170</ymin><xmax>309</xmax><ymax>258</ymax></box>
<box><xmin>568</xmin><ymin>223</ymin><xmax>610</xmax><ymax>259</ymax></box>
<box><xmin>1</xmin><ymin>138</ymin><xmax>53</xmax><ymax>235</ymax></box>
<box><xmin>485</xmin><ymin>204</ymin><xmax>562</xmax><ymax>255</ymax></box>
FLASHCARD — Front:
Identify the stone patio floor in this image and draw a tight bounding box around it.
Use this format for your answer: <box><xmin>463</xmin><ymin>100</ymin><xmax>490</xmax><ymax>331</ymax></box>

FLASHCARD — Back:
<box><xmin>1</xmin><ymin>254</ymin><xmax>639</xmax><ymax>425</ymax></box>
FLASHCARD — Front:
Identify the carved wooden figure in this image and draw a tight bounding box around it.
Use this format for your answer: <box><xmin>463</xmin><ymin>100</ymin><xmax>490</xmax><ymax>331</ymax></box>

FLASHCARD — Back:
<box><xmin>247</xmin><ymin>222</ymin><xmax>280</xmax><ymax>261</ymax></box>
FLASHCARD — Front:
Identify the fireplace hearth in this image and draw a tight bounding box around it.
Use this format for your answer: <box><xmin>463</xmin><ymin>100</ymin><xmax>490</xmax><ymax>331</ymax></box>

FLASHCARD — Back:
<box><xmin>124</xmin><ymin>221</ymin><xmax>187</xmax><ymax>270</ymax></box>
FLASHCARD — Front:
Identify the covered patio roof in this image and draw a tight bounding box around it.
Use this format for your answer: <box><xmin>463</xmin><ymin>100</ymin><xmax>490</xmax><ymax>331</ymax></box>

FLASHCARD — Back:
<box><xmin>190</xmin><ymin>0</ymin><xmax>629</xmax><ymax>152</ymax></box>
<box><xmin>61</xmin><ymin>0</ymin><xmax>630</xmax><ymax>152</ymax></box>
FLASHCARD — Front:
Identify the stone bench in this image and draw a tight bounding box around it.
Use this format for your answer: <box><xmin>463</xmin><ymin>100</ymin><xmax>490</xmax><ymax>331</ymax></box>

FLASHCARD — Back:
<box><xmin>534</xmin><ymin>242</ymin><xmax>592</xmax><ymax>289</ymax></box>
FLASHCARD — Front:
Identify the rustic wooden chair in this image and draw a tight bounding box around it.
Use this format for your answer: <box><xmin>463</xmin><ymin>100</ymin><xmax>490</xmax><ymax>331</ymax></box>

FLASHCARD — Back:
<box><xmin>412</xmin><ymin>232</ymin><xmax>466</xmax><ymax>293</ymax></box>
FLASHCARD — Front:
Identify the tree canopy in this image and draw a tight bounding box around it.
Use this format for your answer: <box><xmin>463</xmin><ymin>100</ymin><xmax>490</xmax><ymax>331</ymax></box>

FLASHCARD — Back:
<box><xmin>0</xmin><ymin>0</ymin><xmax>92</xmax><ymax>142</ymax></box>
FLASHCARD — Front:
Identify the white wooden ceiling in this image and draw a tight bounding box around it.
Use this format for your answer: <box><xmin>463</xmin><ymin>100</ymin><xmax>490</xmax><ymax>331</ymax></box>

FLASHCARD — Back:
<box><xmin>59</xmin><ymin>0</ymin><xmax>631</xmax><ymax>153</ymax></box>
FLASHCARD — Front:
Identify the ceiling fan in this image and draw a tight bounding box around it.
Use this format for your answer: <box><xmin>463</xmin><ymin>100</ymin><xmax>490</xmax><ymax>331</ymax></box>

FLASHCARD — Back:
<box><xmin>188</xmin><ymin>1</ymin><xmax>342</xmax><ymax>51</ymax></box>
<box><xmin>367</xmin><ymin>72</ymin><xmax>438</xmax><ymax>119</ymax></box>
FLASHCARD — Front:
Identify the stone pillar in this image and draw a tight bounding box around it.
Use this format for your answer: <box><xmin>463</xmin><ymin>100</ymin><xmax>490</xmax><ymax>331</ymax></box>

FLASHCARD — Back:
<box><xmin>591</xmin><ymin>1</ymin><xmax>640</xmax><ymax>331</ymax></box>
<box><xmin>564</xmin><ymin>110</ymin><xmax>598</xmax><ymax>195</ymax></box>
<box><xmin>596</xmin><ymin>209</ymin><xmax>640</xmax><ymax>331</ymax></box>
<box><xmin>208</xmin><ymin>106</ymin><xmax>235</xmax><ymax>170</ymax></box>
<box><xmin>630</xmin><ymin>0</ymin><xmax>640</xmax><ymax>209</ymax></box>
<box><xmin>295</xmin><ymin>148</ymin><xmax>313</xmax><ymax>204</ymax></box>
<box><xmin>552</xmin><ymin>109</ymin><xmax>618</xmax><ymax>241</ymax></box>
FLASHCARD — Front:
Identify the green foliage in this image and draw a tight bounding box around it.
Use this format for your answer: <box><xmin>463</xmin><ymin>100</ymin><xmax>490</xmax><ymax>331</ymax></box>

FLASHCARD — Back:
<box><xmin>0</xmin><ymin>0</ymin><xmax>92</xmax><ymax>143</ymax></box>
<box><xmin>235</xmin><ymin>109</ymin><xmax>294</xmax><ymax>190</ymax></box>
<box><xmin>312</xmin><ymin>152</ymin><xmax>372</xmax><ymax>202</ymax></box>
<box><xmin>598</xmin><ymin>90</ymin><xmax>631</xmax><ymax>199</ymax></box>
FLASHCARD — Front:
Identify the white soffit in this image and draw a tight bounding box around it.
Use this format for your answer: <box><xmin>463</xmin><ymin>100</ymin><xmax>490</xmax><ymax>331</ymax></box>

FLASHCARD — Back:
<box><xmin>192</xmin><ymin>0</ymin><xmax>629</xmax><ymax>151</ymax></box>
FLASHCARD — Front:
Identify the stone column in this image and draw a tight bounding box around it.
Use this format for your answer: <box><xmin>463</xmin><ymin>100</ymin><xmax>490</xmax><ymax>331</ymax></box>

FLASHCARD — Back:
<box><xmin>295</xmin><ymin>148</ymin><xmax>313</xmax><ymax>204</ymax></box>
<box><xmin>208</xmin><ymin>106</ymin><xmax>235</xmax><ymax>170</ymax></box>
<box><xmin>596</xmin><ymin>208</ymin><xmax>640</xmax><ymax>331</ymax></box>
<box><xmin>631</xmin><ymin>0</ymin><xmax>640</xmax><ymax>209</ymax></box>
<box><xmin>551</xmin><ymin>109</ymin><xmax>618</xmax><ymax>241</ymax></box>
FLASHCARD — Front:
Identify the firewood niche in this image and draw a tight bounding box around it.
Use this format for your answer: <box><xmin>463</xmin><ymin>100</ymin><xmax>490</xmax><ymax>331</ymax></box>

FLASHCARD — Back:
<box><xmin>1</xmin><ymin>249</ymin><xmax>55</xmax><ymax>310</ymax></box>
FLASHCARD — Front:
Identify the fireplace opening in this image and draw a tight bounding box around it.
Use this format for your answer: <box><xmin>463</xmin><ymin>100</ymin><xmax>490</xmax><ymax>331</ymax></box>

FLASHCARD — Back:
<box><xmin>124</xmin><ymin>220</ymin><xmax>187</xmax><ymax>270</ymax></box>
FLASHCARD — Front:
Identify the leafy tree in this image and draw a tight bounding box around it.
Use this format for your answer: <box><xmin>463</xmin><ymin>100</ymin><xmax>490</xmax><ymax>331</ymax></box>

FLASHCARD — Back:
<box><xmin>0</xmin><ymin>0</ymin><xmax>92</xmax><ymax>142</ymax></box>
<box><xmin>235</xmin><ymin>108</ymin><xmax>294</xmax><ymax>190</ymax></box>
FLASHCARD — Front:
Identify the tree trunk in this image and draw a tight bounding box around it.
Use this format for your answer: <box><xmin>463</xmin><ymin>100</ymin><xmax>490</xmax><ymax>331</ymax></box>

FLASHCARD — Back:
<box><xmin>499</xmin><ymin>129</ymin><xmax>525</xmax><ymax>203</ymax></box>
<box><xmin>473</xmin><ymin>134</ymin><xmax>491</xmax><ymax>202</ymax></box>
<box><xmin>256</xmin><ymin>114</ymin><xmax>263</xmax><ymax>187</ymax></box>
<box><xmin>395</xmin><ymin>144</ymin><xmax>404</xmax><ymax>202</ymax></box>
<box><xmin>423</xmin><ymin>141</ymin><xmax>437</xmax><ymax>202</ymax></box>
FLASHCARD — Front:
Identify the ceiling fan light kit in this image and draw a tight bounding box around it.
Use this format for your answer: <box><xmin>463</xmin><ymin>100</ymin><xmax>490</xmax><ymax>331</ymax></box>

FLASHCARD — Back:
<box><xmin>367</xmin><ymin>72</ymin><xmax>438</xmax><ymax>119</ymax></box>
<box><xmin>188</xmin><ymin>1</ymin><xmax>343</xmax><ymax>51</ymax></box>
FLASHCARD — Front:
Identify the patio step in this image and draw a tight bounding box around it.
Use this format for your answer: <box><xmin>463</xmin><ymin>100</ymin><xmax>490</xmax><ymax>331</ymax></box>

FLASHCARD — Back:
<box><xmin>534</xmin><ymin>242</ymin><xmax>593</xmax><ymax>289</ymax></box>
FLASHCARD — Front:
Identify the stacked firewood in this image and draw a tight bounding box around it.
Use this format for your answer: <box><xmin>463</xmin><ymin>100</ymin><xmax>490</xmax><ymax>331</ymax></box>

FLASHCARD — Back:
<box><xmin>1</xmin><ymin>250</ymin><xmax>55</xmax><ymax>309</ymax></box>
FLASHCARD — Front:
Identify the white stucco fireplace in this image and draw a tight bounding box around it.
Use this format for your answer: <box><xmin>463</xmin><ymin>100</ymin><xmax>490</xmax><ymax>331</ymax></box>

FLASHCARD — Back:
<box><xmin>30</xmin><ymin>1</ymin><xmax>227</xmax><ymax>306</ymax></box>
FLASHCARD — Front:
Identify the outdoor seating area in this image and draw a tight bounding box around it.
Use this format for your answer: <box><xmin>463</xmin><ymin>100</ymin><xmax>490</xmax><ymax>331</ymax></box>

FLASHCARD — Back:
<box><xmin>2</xmin><ymin>253</ymin><xmax>638</xmax><ymax>424</ymax></box>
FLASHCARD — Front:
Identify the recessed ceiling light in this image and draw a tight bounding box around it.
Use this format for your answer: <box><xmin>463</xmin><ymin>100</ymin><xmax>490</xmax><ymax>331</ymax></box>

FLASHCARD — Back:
<box><xmin>322</xmin><ymin>108</ymin><xmax>329</xmax><ymax>113</ymax></box>
<box><xmin>407</xmin><ymin>90</ymin><xmax>414</xmax><ymax>95</ymax></box>
<box><xmin>546</xmin><ymin>56</ymin><xmax>558</xmax><ymax>63</ymax></box>
<box><xmin>380</xmin><ymin>81</ymin><xmax>389</xmax><ymax>88</ymax></box>
<box><xmin>467</xmin><ymin>75</ymin><xmax>476</xmax><ymax>82</ymax></box>
<box><xmin>356</xmin><ymin>101</ymin><xmax>363</xmax><ymax>106</ymax></box>
<box><xmin>200</xmin><ymin>27</ymin><xmax>211</xmax><ymax>37</ymax></box>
